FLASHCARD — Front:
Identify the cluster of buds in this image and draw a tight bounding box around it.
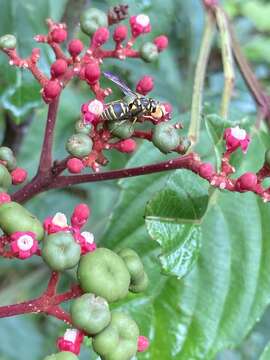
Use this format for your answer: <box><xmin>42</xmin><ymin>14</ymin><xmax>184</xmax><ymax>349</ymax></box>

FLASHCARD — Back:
<box><xmin>44</xmin><ymin>204</ymin><xmax>96</xmax><ymax>254</ymax></box>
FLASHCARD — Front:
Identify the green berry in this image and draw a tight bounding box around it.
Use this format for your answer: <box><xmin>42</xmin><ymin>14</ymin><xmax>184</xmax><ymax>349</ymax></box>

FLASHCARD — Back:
<box><xmin>265</xmin><ymin>149</ymin><xmax>270</xmax><ymax>166</ymax></box>
<box><xmin>118</xmin><ymin>248</ymin><xmax>144</xmax><ymax>282</ymax></box>
<box><xmin>80</xmin><ymin>8</ymin><xmax>108</xmax><ymax>36</ymax></box>
<box><xmin>140</xmin><ymin>42</ymin><xmax>159</xmax><ymax>63</ymax></box>
<box><xmin>0</xmin><ymin>147</ymin><xmax>16</xmax><ymax>170</ymax></box>
<box><xmin>0</xmin><ymin>34</ymin><xmax>16</xmax><ymax>49</ymax></box>
<box><xmin>178</xmin><ymin>136</ymin><xmax>191</xmax><ymax>154</ymax></box>
<box><xmin>92</xmin><ymin>311</ymin><xmax>139</xmax><ymax>360</ymax></box>
<box><xmin>44</xmin><ymin>352</ymin><xmax>78</xmax><ymax>360</ymax></box>
<box><xmin>66</xmin><ymin>133</ymin><xmax>93</xmax><ymax>158</ymax></box>
<box><xmin>129</xmin><ymin>271</ymin><xmax>149</xmax><ymax>293</ymax></box>
<box><xmin>0</xmin><ymin>164</ymin><xmax>11</xmax><ymax>191</ymax></box>
<box><xmin>42</xmin><ymin>232</ymin><xmax>81</xmax><ymax>271</ymax></box>
<box><xmin>77</xmin><ymin>248</ymin><xmax>130</xmax><ymax>303</ymax></box>
<box><xmin>71</xmin><ymin>293</ymin><xmax>111</xmax><ymax>335</ymax></box>
<box><xmin>108</xmin><ymin>121</ymin><xmax>135</xmax><ymax>139</ymax></box>
<box><xmin>152</xmin><ymin>122</ymin><xmax>180</xmax><ymax>153</ymax></box>
<box><xmin>74</xmin><ymin>120</ymin><xmax>92</xmax><ymax>134</ymax></box>
<box><xmin>0</xmin><ymin>201</ymin><xmax>44</xmax><ymax>240</ymax></box>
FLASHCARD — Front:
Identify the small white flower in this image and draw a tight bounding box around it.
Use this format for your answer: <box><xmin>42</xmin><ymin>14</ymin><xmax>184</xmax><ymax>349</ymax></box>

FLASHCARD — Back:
<box><xmin>88</xmin><ymin>100</ymin><xmax>104</xmax><ymax>115</ymax></box>
<box><xmin>136</xmin><ymin>14</ymin><xmax>150</xmax><ymax>27</ymax></box>
<box><xmin>17</xmin><ymin>235</ymin><xmax>34</xmax><ymax>251</ymax></box>
<box><xmin>52</xmin><ymin>212</ymin><xmax>68</xmax><ymax>227</ymax></box>
<box><xmin>81</xmin><ymin>231</ymin><xmax>94</xmax><ymax>244</ymax></box>
<box><xmin>231</xmin><ymin>126</ymin><xmax>246</xmax><ymax>140</ymax></box>
<box><xmin>64</xmin><ymin>329</ymin><xmax>78</xmax><ymax>343</ymax></box>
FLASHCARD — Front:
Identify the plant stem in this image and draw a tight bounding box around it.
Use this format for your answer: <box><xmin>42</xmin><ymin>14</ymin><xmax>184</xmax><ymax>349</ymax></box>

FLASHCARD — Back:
<box><xmin>188</xmin><ymin>11</ymin><xmax>216</xmax><ymax>145</ymax></box>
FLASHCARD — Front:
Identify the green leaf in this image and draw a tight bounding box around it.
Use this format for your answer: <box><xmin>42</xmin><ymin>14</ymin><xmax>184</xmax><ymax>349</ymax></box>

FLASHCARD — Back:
<box><xmin>260</xmin><ymin>342</ymin><xmax>270</xmax><ymax>360</ymax></box>
<box><xmin>145</xmin><ymin>170</ymin><xmax>209</xmax><ymax>277</ymax></box>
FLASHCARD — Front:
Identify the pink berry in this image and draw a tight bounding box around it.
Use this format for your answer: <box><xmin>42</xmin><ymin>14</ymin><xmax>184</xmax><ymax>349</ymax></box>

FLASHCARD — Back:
<box><xmin>136</xmin><ymin>75</ymin><xmax>154</xmax><ymax>95</ymax></box>
<box><xmin>11</xmin><ymin>168</ymin><xmax>28</xmax><ymax>185</ymax></box>
<box><xmin>71</xmin><ymin>203</ymin><xmax>90</xmax><ymax>228</ymax></box>
<box><xmin>118</xmin><ymin>139</ymin><xmax>137</xmax><ymax>153</ymax></box>
<box><xmin>84</xmin><ymin>62</ymin><xmax>101</xmax><ymax>85</ymax></box>
<box><xmin>199</xmin><ymin>163</ymin><xmax>214</xmax><ymax>180</ymax></box>
<box><xmin>92</xmin><ymin>27</ymin><xmax>110</xmax><ymax>47</ymax></box>
<box><xmin>68</xmin><ymin>39</ymin><xmax>84</xmax><ymax>57</ymax></box>
<box><xmin>237</xmin><ymin>172</ymin><xmax>258</xmax><ymax>191</ymax></box>
<box><xmin>43</xmin><ymin>80</ymin><xmax>61</xmax><ymax>102</ymax></box>
<box><xmin>67</xmin><ymin>158</ymin><xmax>84</xmax><ymax>174</ymax></box>
<box><xmin>154</xmin><ymin>35</ymin><xmax>169</xmax><ymax>51</ymax></box>
<box><xmin>0</xmin><ymin>192</ymin><xmax>11</xmax><ymax>204</ymax></box>
<box><xmin>113</xmin><ymin>25</ymin><xmax>128</xmax><ymax>42</ymax></box>
<box><xmin>137</xmin><ymin>335</ymin><xmax>149</xmax><ymax>352</ymax></box>
<box><xmin>51</xmin><ymin>28</ymin><xmax>67</xmax><ymax>43</ymax></box>
<box><xmin>50</xmin><ymin>59</ymin><xmax>68</xmax><ymax>78</ymax></box>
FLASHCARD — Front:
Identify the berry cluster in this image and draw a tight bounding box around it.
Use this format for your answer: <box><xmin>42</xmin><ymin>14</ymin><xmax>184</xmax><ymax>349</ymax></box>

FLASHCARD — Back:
<box><xmin>0</xmin><ymin>198</ymin><xmax>149</xmax><ymax>359</ymax></box>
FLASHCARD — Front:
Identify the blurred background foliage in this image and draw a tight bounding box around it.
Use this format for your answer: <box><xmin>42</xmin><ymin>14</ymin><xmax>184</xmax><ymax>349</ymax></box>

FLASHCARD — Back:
<box><xmin>0</xmin><ymin>0</ymin><xmax>270</xmax><ymax>359</ymax></box>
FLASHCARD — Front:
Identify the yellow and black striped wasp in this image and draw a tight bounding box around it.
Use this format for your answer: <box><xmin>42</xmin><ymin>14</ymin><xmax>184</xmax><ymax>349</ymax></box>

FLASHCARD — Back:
<box><xmin>101</xmin><ymin>71</ymin><xmax>161</xmax><ymax>123</ymax></box>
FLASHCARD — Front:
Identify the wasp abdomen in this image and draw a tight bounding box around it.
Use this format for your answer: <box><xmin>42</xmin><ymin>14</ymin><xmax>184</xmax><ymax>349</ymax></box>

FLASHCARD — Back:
<box><xmin>101</xmin><ymin>101</ymin><xmax>130</xmax><ymax>121</ymax></box>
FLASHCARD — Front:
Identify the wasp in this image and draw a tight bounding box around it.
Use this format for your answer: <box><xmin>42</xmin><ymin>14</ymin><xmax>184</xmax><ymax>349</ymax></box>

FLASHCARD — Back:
<box><xmin>101</xmin><ymin>71</ymin><xmax>162</xmax><ymax>123</ymax></box>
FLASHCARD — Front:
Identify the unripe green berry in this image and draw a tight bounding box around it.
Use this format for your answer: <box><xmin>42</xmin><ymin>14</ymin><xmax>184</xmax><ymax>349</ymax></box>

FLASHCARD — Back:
<box><xmin>92</xmin><ymin>311</ymin><xmax>139</xmax><ymax>360</ymax></box>
<box><xmin>42</xmin><ymin>232</ymin><xmax>81</xmax><ymax>271</ymax></box>
<box><xmin>178</xmin><ymin>136</ymin><xmax>191</xmax><ymax>154</ymax></box>
<box><xmin>0</xmin><ymin>34</ymin><xmax>16</xmax><ymax>49</ymax></box>
<box><xmin>0</xmin><ymin>164</ymin><xmax>11</xmax><ymax>191</ymax></box>
<box><xmin>66</xmin><ymin>133</ymin><xmax>93</xmax><ymax>158</ymax></box>
<box><xmin>71</xmin><ymin>293</ymin><xmax>111</xmax><ymax>335</ymax></box>
<box><xmin>77</xmin><ymin>248</ymin><xmax>130</xmax><ymax>303</ymax></box>
<box><xmin>44</xmin><ymin>352</ymin><xmax>78</xmax><ymax>360</ymax></box>
<box><xmin>0</xmin><ymin>147</ymin><xmax>16</xmax><ymax>170</ymax></box>
<box><xmin>265</xmin><ymin>149</ymin><xmax>270</xmax><ymax>167</ymax></box>
<box><xmin>129</xmin><ymin>271</ymin><xmax>149</xmax><ymax>293</ymax></box>
<box><xmin>108</xmin><ymin>121</ymin><xmax>135</xmax><ymax>139</ymax></box>
<box><xmin>140</xmin><ymin>42</ymin><xmax>159</xmax><ymax>63</ymax></box>
<box><xmin>0</xmin><ymin>201</ymin><xmax>44</xmax><ymax>240</ymax></box>
<box><xmin>80</xmin><ymin>8</ymin><xmax>108</xmax><ymax>36</ymax></box>
<box><xmin>74</xmin><ymin>120</ymin><xmax>92</xmax><ymax>134</ymax></box>
<box><xmin>118</xmin><ymin>248</ymin><xmax>144</xmax><ymax>282</ymax></box>
<box><xmin>152</xmin><ymin>122</ymin><xmax>180</xmax><ymax>153</ymax></box>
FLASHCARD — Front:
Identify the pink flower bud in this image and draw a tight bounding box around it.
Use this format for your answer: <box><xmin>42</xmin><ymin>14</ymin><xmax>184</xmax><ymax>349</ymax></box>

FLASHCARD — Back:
<box><xmin>130</xmin><ymin>14</ymin><xmax>151</xmax><ymax>37</ymax></box>
<box><xmin>84</xmin><ymin>62</ymin><xmax>101</xmax><ymax>85</ymax></box>
<box><xmin>43</xmin><ymin>80</ymin><xmax>61</xmax><ymax>103</ymax></box>
<box><xmin>204</xmin><ymin>0</ymin><xmax>219</xmax><ymax>7</ymax></box>
<box><xmin>0</xmin><ymin>192</ymin><xmax>11</xmax><ymax>204</ymax></box>
<box><xmin>81</xmin><ymin>103</ymin><xmax>89</xmax><ymax>114</ymax></box>
<box><xmin>199</xmin><ymin>163</ymin><xmax>214</xmax><ymax>180</ymax></box>
<box><xmin>67</xmin><ymin>158</ymin><xmax>84</xmax><ymax>174</ymax></box>
<box><xmin>83</xmin><ymin>99</ymin><xmax>104</xmax><ymax>124</ymax></box>
<box><xmin>154</xmin><ymin>35</ymin><xmax>169</xmax><ymax>51</ymax></box>
<box><xmin>223</xmin><ymin>126</ymin><xmax>250</xmax><ymax>154</ymax></box>
<box><xmin>163</xmin><ymin>102</ymin><xmax>173</xmax><ymax>114</ymax></box>
<box><xmin>113</xmin><ymin>25</ymin><xmax>128</xmax><ymax>42</ymax></box>
<box><xmin>50</xmin><ymin>59</ymin><xmax>68</xmax><ymax>78</ymax></box>
<box><xmin>51</xmin><ymin>28</ymin><xmax>67</xmax><ymax>43</ymax></box>
<box><xmin>137</xmin><ymin>336</ymin><xmax>149</xmax><ymax>352</ymax></box>
<box><xmin>117</xmin><ymin>139</ymin><xmax>137</xmax><ymax>153</ymax></box>
<box><xmin>68</xmin><ymin>39</ymin><xmax>84</xmax><ymax>57</ymax></box>
<box><xmin>75</xmin><ymin>231</ymin><xmax>96</xmax><ymax>254</ymax></box>
<box><xmin>10</xmin><ymin>232</ymin><xmax>38</xmax><ymax>259</ymax></box>
<box><xmin>57</xmin><ymin>329</ymin><xmax>84</xmax><ymax>355</ymax></box>
<box><xmin>136</xmin><ymin>75</ymin><xmax>154</xmax><ymax>95</ymax></box>
<box><xmin>71</xmin><ymin>203</ymin><xmax>90</xmax><ymax>228</ymax></box>
<box><xmin>236</xmin><ymin>172</ymin><xmax>258</xmax><ymax>192</ymax></box>
<box><xmin>11</xmin><ymin>168</ymin><xmax>28</xmax><ymax>185</ymax></box>
<box><xmin>44</xmin><ymin>213</ymin><xmax>69</xmax><ymax>234</ymax></box>
<box><xmin>92</xmin><ymin>27</ymin><xmax>110</xmax><ymax>47</ymax></box>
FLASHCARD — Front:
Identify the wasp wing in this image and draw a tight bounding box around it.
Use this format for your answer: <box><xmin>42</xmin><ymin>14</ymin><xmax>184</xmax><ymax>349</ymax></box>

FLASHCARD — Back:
<box><xmin>103</xmin><ymin>71</ymin><xmax>137</xmax><ymax>97</ymax></box>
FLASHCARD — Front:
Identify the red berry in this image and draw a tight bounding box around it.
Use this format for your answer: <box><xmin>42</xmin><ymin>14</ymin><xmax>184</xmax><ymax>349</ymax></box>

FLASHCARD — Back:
<box><xmin>154</xmin><ymin>35</ymin><xmax>169</xmax><ymax>51</ymax></box>
<box><xmin>137</xmin><ymin>336</ymin><xmax>149</xmax><ymax>352</ymax></box>
<box><xmin>84</xmin><ymin>62</ymin><xmax>101</xmax><ymax>85</ymax></box>
<box><xmin>113</xmin><ymin>25</ymin><xmax>128</xmax><ymax>42</ymax></box>
<box><xmin>51</xmin><ymin>28</ymin><xmax>67</xmax><ymax>43</ymax></box>
<box><xmin>92</xmin><ymin>27</ymin><xmax>110</xmax><ymax>47</ymax></box>
<box><xmin>43</xmin><ymin>80</ymin><xmax>61</xmax><ymax>101</ymax></box>
<box><xmin>118</xmin><ymin>139</ymin><xmax>137</xmax><ymax>153</ymax></box>
<box><xmin>67</xmin><ymin>158</ymin><xmax>84</xmax><ymax>174</ymax></box>
<box><xmin>136</xmin><ymin>76</ymin><xmax>154</xmax><ymax>95</ymax></box>
<box><xmin>199</xmin><ymin>163</ymin><xmax>214</xmax><ymax>180</ymax></box>
<box><xmin>237</xmin><ymin>172</ymin><xmax>258</xmax><ymax>191</ymax></box>
<box><xmin>0</xmin><ymin>192</ymin><xmax>11</xmax><ymax>204</ymax></box>
<box><xmin>68</xmin><ymin>39</ymin><xmax>84</xmax><ymax>57</ymax></box>
<box><xmin>50</xmin><ymin>59</ymin><xmax>68</xmax><ymax>78</ymax></box>
<box><xmin>11</xmin><ymin>168</ymin><xmax>28</xmax><ymax>185</ymax></box>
